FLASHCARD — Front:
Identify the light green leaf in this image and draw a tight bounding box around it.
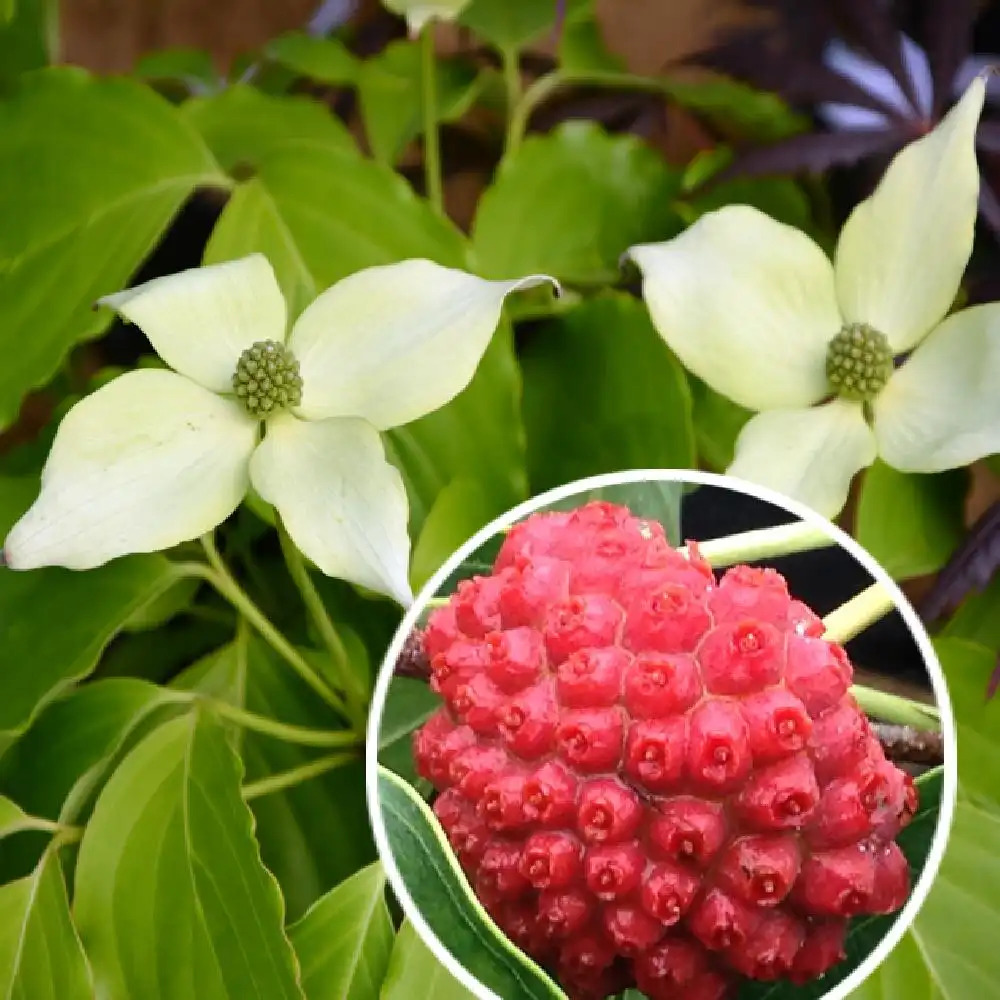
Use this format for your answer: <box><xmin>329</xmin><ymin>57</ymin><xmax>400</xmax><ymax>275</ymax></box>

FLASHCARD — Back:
<box><xmin>689</xmin><ymin>376</ymin><xmax>752</xmax><ymax>472</ymax></box>
<box><xmin>0</xmin><ymin>794</ymin><xmax>55</xmax><ymax>838</ymax></box>
<box><xmin>941</xmin><ymin>573</ymin><xmax>1000</xmax><ymax>653</ymax></box>
<box><xmin>378</xmin><ymin>765</ymin><xmax>566</xmax><ymax>1000</ymax></box>
<box><xmin>0</xmin><ymin>852</ymin><xmax>93</xmax><ymax>999</ymax></box>
<box><xmin>175</xmin><ymin>640</ymin><xmax>375</xmax><ymax>923</ymax></box>
<box><xmin>0</xmin><ymin>678</ymin><xmax>177</xmax><ymax>824</ymax></box>
<box><xmin>856</xmin><ymin>462</ymin><xmax>967</xmax><ymax>580</ymax></box>
<box><xmin>0</xmin><ymin>0</ymin><xmax>16</xmax><ymax>27</ymax></box>
<box><xmin>358</xmin><ymin>41</ymin><xmax>483</xmax><ymax>165</ymax></box>
<box><xmin>520</xmin><ymin>293</ymin><xmax>694</xmax><ymax>491</ymax></box>
<box><xmin>410</xmin><ymin>477</ymin><xmax>495</xmax><ymax>591</ymax></box>
<box><xmin>0</xmin><ymin>477</ymin><xmax>187</xmax><ymax>752</ymax></box>
<box><xmin>0</xmin><ymin>68</ymin><xmax>224</xmax><ymax>428</ymax></box>
<box><xmin>74</xmin><ymin>712</ymin><xmax>305</xmax><ymax>1000</ymax></box>
<box><xmin>558</xmin><ymin>0</ymin><xmax>623</xmax><ymax>73</ymax></box>
<box><xmin>381</xmin><ymin>921</ymin><xmax>477</xmax><ymax>1000</ymax></box>
<box><xmin>472</xmin><ymin>122</ymin><xmax>682</xmax><ymax>284</ymax></box>
<box><xmin>458</xmin><ymin>0</ymin><xmax>586</xmax><ymax>51</ymax></box>
<box><xmin>289</xmin><ymin>862</ymin><xmax>393</xmax><ymax>1000</ymax></box>
<box><xmin>0</xmin><ymin>0</ymin><xmax>50</xmax><ymax>89</ymax></box>
<box><xmin>267</xmin><ymin>32</ymin><xmax>360</xmax><ymax>85</ymax></box>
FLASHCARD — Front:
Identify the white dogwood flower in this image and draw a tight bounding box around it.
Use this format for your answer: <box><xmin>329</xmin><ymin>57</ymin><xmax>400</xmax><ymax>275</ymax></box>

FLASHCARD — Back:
<box><xmin>382</xmin><ymin>0</ymin><xmax>469</xmax><ymax>33</ymax></box>
<box><xmin>627</xmin><ymin>78</ymin><xmax>1000</xmax><ymax>516</ymax></box>
<box><xmin>2</xmin><ymin>255</ymin><xmax>554</xmax><ymax>605</ymax></box>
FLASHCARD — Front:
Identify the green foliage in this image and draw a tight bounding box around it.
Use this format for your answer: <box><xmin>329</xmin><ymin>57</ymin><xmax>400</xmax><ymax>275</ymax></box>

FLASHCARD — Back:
<box><xmin>459</xmin><ymin>0</ymin><xmax>588</xmax><ymax>53</ymax></box>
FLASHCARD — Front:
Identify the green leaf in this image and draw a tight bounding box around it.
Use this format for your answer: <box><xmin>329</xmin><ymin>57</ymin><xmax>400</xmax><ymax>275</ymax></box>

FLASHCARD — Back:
<box><xmin>856</xmin><ymin>462</ymin><xmax>967</xmax><ymax>581</ymax></box>
<box><xmin>459</xmin><ymin>0</ymin><xmax>586</xmax><ymax>51</ymax></box>
<box><xmin>266</xmin><ymin>32</ymin><xmax>360</xmax><ymax>85</ymax></box>
<box><xmin>381</xmin><ymin>921</ymin><xmax>478</xmax><ymax>1000</ymax></box>
<box><xmin>472</xmin><ymin>122</ymin><xmax>682</xmax><ymax>285</ymax></box>
<box><xmin>0</xmin><ymin>852</ymin><xmax>93</xmax><ymax>998</ymax></box>
<box><xmin>74</xmin><ymin>712</ymin><xmax>304</xmax><ymax>1000</ymax></box>
<box><xmin>941</xmin><ymin>573</ymin><xmax>1000</xmax><ymax>653</ymax></box>
<box><xmin>0</xmin><ymin>477</ymin><xmax>186</xmax><ymax>752</ymax></box>
<box><xmin>378</xmin><ymin>678</ymin><xmax>441</xmax><ymax>785</ymax></box>
<box><xmin>175</xmin><ymin>640</ymin><xmax>375</xmax><ymax>923</ymax></box>
<box><xmin>680</xmin><ymin>171</ymin><xmax>814</xmax><ymax>234</ymax></box>
<box><xmin>0</xmin><ymin>678</ymin><xmax>176</xmax><ymax>823</ymax></box>
<box><xmin>378</xmin><ymin>765</ymin><xmax>566</xmax><ymax>1000</ymax></box>
<box><xmin>0</xmin><ymin>794</ymin><xmax>52</xmax><ymax>838</ymax></box>
<box><xmin>133</xmin><ymin>47</ymin><xmax>220</xmax><ymax>91</ymax></box>
<box><xmin>0</xmin><ymin>68</ymin><xmax>223</xmax><ymax>428</ymax></box>
<box><xmin>410</xmin><ymin>477</ymin><xmax>496</xmax><ymax>591</ymax></box>
<box><xmin>289</xmin><ymin>862</ymin><xmax>393</xmax><ymax>1000</ymax></box>
<box><xmin>358</xmin><ymin>41</ymin><xmax>483</xmax><ymax>165</ymax></box>
<box><xmin>540</xmin><ymin>480</ymin><xmax>683</xmax><ymax>543</ymax></box>
<box><xmin>0</xmin><ymin>0</ymin><xmax>50</xmax><ymax>89</ymax></box>
<box><xmin>689</xmin><ymin>376</ymin><xmax>752</xmax><ymax>471</ymax></box>
<box><xmin>520</xmin><ymin>293</ymin><xmax>694</xmax><ymax>492</ymax></box>
<box><xmin>558</xmin><ymin>1</ymin><xmax>624</xmax><ymax>74</ymax></box>
<box><xmin>0</xmin><ymin>0</ymin><xmax>16</xmax><ymax>27</ymax></box>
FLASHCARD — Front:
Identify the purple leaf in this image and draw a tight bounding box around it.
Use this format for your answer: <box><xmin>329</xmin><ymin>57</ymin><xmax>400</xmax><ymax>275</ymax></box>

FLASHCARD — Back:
<box><xmin>709</xmin><ymin>127</ymin><xmax>905</xmax><ymax>180</ymax></box>
<box><xmin>921</xmin><ymin>500</ymin><xmax>1000</xmax><ymax>622</ymax></box>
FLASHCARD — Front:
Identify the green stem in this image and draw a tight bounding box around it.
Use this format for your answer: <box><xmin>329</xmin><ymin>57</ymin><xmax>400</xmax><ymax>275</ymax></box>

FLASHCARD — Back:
<box><xmin>822</xmin><ymin>582</ymin><xmax>896</xmax><ymax>645</ymax></box>
<box><xmin>420</xmin><ymin>23</ymin><xmax>444</xmax><ymax>211</ymax></box>
<box><xmin>501</xmin><ymin>46</ymin><xmax>523</xmax><ymax>154</ymax></box>
<box><xmin>851</xmin><ymin>684</ymin><xmax>941</xmax><ymax>731</ymax></box>
<box><xmin>242</xmin><ymin>753</ymin><xmax>357</xmax><ymax>802</ymax></box>
<box><xmin>184</xmin><ymin>538</ymin><xmax>351</xmax><ymax>722</ymax></box>
<box><xmin>683</xmin><ymin>522</ymin><xmax>836</xmax><ymax>568</ymax></box>
<box><xmin>507</xmin><ymin>71</ymin><xmax>562</xmax><ymax>155</ymax></box>
<box><xmin>170</xmin><ymin>691</ymin><xmax>363</xmax><ymax>749</ymax></box>
<box><xmin>277</xmin><ymin>521</ymin><xmax>367</xmax><ymax>729</ymax></box>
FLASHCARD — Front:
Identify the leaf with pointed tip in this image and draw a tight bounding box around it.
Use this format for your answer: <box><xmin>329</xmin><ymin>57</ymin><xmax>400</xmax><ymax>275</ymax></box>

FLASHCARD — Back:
<box><xmin>74</xmin><ymin>712</ymin><xmax>305</xmax><ymax>1000</ymax></box>
<box><xmin>0</xmin><ymin>852</ymin><xmax>93</xmax><ymax>999</ymax></box>
<box><xmin>381</xmin><ymin>922</ymin><xmax>478</xmax><ymax>1000</ymax></box>
<box><xmin>266</xmin><ymin>32</ymin><xmax>360</xmax><ymax>85</ymax></box>
<box><xmin>289</xmin><ymin>862</ymin><xmax>393</xmax><ymax>1000</ymax></box>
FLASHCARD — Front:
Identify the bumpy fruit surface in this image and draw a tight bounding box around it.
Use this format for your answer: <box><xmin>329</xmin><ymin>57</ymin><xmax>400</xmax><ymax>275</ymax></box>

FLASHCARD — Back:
<box><xmin>413</xmin><ymin>502</ymin><xmax>917</xmax><ymax>999</ymax></box>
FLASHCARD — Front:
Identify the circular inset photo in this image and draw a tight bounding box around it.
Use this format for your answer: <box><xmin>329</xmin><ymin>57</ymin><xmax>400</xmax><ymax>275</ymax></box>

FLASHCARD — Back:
<box><xmin>367</xmin><ymin>472</ymin><xmax>955</xmax><ymax>1000</ymax></box>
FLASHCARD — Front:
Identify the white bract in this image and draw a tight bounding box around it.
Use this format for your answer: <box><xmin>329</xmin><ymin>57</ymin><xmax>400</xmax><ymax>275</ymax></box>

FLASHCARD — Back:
<box><xmin>382</xmin><ymin>0</ymin><xmax>469</xmax><ymax>33</ymax></box>
<box><xmin>627</xmin><ymin>77</ymin><xmax>1000</xmax><ymax>517</ymax></box>
<box><xmin>2</xmin><ymin>255</ymin><xmax>555</xmax><ymax>605</ymax></box>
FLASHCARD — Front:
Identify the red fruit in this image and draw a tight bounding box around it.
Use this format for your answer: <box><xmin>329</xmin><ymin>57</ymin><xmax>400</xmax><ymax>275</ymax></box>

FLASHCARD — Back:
<box><xmin>625</xmin><ymin>717</ymin><xmax>687</xmax><ymax>792</ymax></box>
<box><xmin>523</xmin><ymin>761</ymin><xmax>578</xmax><ymax>826</ymax></box>
<box><xmin>623</xmin><ymin>651</ymin><xmax>702</xmax><ymax>718</ymax></box>
<box><xmin>556</xmin><ymin>707</ymin><xmax>625</xmax><ymax>771</ymax></box>
<box><xmin>688</xmin><ymin>889</ymin><xmax>762</xmax><ymax>951</ymax></box>
<box><xmin>641</xmin><ymin>862</ymin><xmax>700</xmax><ymax>925</ymax></box>
<box><xmin>794</xmin><ymin>845</ymin><xmax>877</xmax><ymax>916</ymax></box>
<box><xmin>498</xmin><ymin>555</ymin><xmax>571</xmax><ymax>628</ymax></box>
<box><xmin>556</xmin><ymin>646</ymin><xmax>629</xmax><ymax>708</ymax></box>
<box><xmin>577</xmin><ymin>779</ymin><xmax>643</xmax><ymax>844</ymax></box>
<box><xmin>698</xmin><ymin>620</ymin><xmax>784</xmax><ymax>695</ymax></box>
<box><xmin>734</xmin><ymin>754</ymin><xmax>820</xmax><ymax>831</ymax></box>
<box><xmin>716</xmin><ymin>835</ymin><xmax>801</xmax><ymax>907</ymax></box>
<box><xmin>537</xmin><ymin>888</ymin><xmax>593</xmax><ymax>940</ymax></box>
<box><xmin>544</xmin><ymin>594</ymin><xmax>624</xmax><ymax>664</ymax></box>
<box><xmin>809</xmin><ymin>697</ymin><xmax>871</xmax><ymax>782</ymax></box>
<box><xmin>624</xmin><ymin>583</ymin><xmax>712</xmax><ymax>654</ymax></box>
<box><xmin>478</xmin><ymin>841</ymin><xmax>529</xmax><ymax>900</ymax></box>
<box><xmin>584</xmin><ymin>842</ymin><xmax>645</xmax><ymax>900</ymax></box>
<box><xmin>649</xmin><ymin>798</ymin><xmax>727</xmax><ymax>867</ymax></box>
<box><xmin>785</xmin><ymin>636</ymin><xmax>851</xmax><ymax>716</ymax></box>
<box><xmin>727</xmin><ymin>910</ymin><xmax>804</xmax><ymax>981</ymax></box>
<box><xmin>741</xmin><ymin>688</ymin><xmax>812</xmax><ymax>762</ymax></box>
<box><xmin>687</xmin><ymin>700</ymin><xmax>752</xmax><ymax>792</ymax></box>
<box><xmin>634</xmin><ymin>938</ymin><xmax>708</xmax><ymax>998</ymax></box>
<box><xmin>602</xmin><ymin>902</ymin><xmax>665</xmax><ymax>957</ymax></box>
<box><xmin>869</xmin><ymin>841</ymin><xmax>910</xmax><ymax>913</ymax></box>
<box><xmin>413</xmin><ymin>503</ymin><xmax>916</xmax><ymax>997</ymax></box>
<box><xmin>789</xmin><ymin>921</ymin><xmax>847</xmax><ymax>984</ymax></box>
<box><xmin>486</xmin><ymin>627</ymin><xmax>546</xmax><ymax>693</ymax></box>
<box><xmin>520</xmin><ymin>832</ymin><xmax>582</xmax><ymax>889</ymax></box>
<box><xmin>497</xmin><ymin>680</ymin><xmax>558</xmax><ymax>759</ymax></box>
<box><xmin>709</xmin><ymin>565</ymin><xmax>790</xmax><ymax>625</ymax></box>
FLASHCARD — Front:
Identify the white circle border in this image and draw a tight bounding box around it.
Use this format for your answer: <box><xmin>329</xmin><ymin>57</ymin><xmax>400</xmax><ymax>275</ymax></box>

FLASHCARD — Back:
<box><xmin>366</xmin><ymin>469</ymin><xmax>958</xmax><ymax>1000</ymax></box>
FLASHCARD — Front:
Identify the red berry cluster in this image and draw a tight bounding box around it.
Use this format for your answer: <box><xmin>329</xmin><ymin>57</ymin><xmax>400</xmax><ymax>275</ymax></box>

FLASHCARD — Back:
<box><xmin>412</xmin><ymin>502</ymin><xmax>918</xmax><ymax>1000</ymax></box>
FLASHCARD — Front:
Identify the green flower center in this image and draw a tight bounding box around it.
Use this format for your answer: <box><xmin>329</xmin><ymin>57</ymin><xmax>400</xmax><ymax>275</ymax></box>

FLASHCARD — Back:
<box><xmin>232</xmin><ymin>340</ymin><xmax>303</xmax><ymax>419</ymax></box>
<box><xmin>825</xmin><ymin>323</ymin><xmax>894</xmax><ymax>402</ymax></box>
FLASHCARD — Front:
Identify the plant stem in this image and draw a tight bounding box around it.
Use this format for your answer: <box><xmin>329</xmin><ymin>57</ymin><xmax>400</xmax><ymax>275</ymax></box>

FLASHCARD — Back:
<box><xmin>184</xmin><ymin>538</ymin><xmax>350</xmax><ymax>722</ymax></box>
<box><xmin>682</xmin><ymin>522</ymin><xmax>835</xmax><ymax>568</ymax></box>
<box><xmin>501</xmin><ymin>46</ymin><xmax>523</xmax><ymax>153</ymax></box>
<box><xmin>851</xmin><ymin>684</ymin><xmax>941</xmax><ymax>730</ymax></box>
<box><xmin>171</xmin><ymin>691</ymin><xmax>363</xmax><ymax>748</ymax></box>
<box><xmin>507</xmin><ymin>71</ymin><xmax>562</xmax><ymax>155</ymax></box>
<box><xmin>420</xmin><ymin>23</ymin><xmax>444</xmax><ymax>211</ymax></box>
<box><xmin>242</xmin><ymin>753</ymin><xmax>357</xmax><ymax>802</ymax></box>
<box><xmin>277</xmin><ymin>521</ymin><xmax>367</xmax><ymax>729</ymax></box>
<box><xmin>822</xmin><ymin>582</ymin><xmax>896</xmax><ymax>644</ymax></box>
